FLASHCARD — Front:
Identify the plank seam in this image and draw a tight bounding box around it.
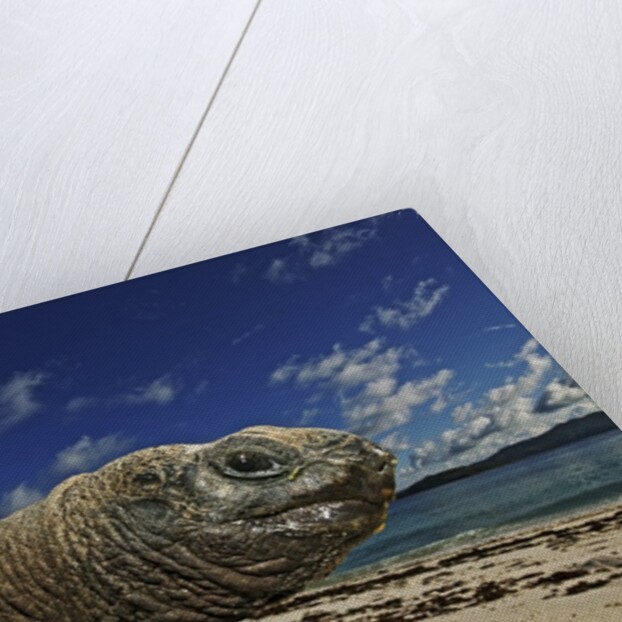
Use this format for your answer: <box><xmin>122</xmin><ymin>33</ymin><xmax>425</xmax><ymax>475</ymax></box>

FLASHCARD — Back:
<box><xmin>124</xmin><ymin>0</ymin><xmax>264</xmax><ymax>280</ymax></box>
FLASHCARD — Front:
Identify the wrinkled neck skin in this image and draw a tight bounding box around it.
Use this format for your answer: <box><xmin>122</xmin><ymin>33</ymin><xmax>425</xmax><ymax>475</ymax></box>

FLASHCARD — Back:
<box><xmin>0</xmin><ymin>474</ymin><xmax>348</xmax><ymax>622</ymax></box>
<box><xmin>0</xmin><ymin>479</ymin><xmax>86</xmax><ymax>621</ymax></box>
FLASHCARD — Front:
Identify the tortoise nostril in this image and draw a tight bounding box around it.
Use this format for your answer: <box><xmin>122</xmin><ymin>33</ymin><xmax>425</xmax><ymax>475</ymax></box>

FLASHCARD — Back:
<box><xmin>376</xmin><ymin>451</ymin><xmax>397</xmax><ymax>473</ymax></box>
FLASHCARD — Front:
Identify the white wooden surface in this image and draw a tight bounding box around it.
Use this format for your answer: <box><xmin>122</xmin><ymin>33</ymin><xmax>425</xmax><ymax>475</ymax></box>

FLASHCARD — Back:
<box><xmin>0</xmin><ymin>0</ymin><xmax>256</xmax><ymax>310</ymax></box>
<box><xmin>1</xmin><ymin>1</ymin><xmax>621</xmax><ymax>426</ymax></box>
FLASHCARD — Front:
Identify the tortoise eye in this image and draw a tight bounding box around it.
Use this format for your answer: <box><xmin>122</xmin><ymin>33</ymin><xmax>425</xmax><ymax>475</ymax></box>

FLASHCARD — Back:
<box><xmin>222</xmin><ymin>452</ymin><xmax>286</xmax><ymax>479</ymax></box>
<box><xmin>133</xmin><ymin>471</ymin><xmax>161</xmax><ymax>486</ymax></box>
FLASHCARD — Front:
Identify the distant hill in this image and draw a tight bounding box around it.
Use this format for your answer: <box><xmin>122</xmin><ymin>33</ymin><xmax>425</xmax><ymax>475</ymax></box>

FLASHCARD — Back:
<box><xmin>397</xmin><ymin>411</ymin><xmax>617</xmax><ymax>499</ymax></box>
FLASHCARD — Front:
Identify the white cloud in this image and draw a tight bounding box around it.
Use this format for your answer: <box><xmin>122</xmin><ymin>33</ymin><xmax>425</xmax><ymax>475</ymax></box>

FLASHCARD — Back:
<box><xmin>343</xmin><ymin>368</ymin><xmax>454</xmax><ymax>435</ymax></box>
<box><xmin>270</xmin><ymin>339</ymin><xmax>451</xmax><ymax>437</ymax></box>
<box><xmin>335</xmin><ymin>345</ymin><xmax>403</xmax><ymax>389</ymax></box>
<box><xmin>271</xmin><ymin>339</ymin><xmax>399</xmax><ymax>388</ymax></box>
<box><xmin>65</xmin><ymin>375</ymin><xmax>181</xmax><ymax>411</ymax></box>
<box><xmin>300</xmin><ymin>408</ymin><xmax>319</xmax><ymax>425</ymax></box>
<box><xmin>379</xmin><ymin>431</ymin><xmax>412</xmax><ymax>452</ymax></box>
<box><xmin>358</xmin><ymin>315</ymin><xmax>376</xmax><ymax>334</ymax></box>
<box><xmin>484</xmin><ymin>359</ymin><xmax>516</xmax><ymax>369</ymax></box>
<box><xmin>269</xmin><ymin>355</ymin><xmax>301</xmax><ymax>384</ymax></box>
<box><xmin>536</xmin><ymin>378</ymin><xmax>594</xmax><ymax>413</ymax></box>
<box><xmin>264</xmin><ymin>224</ymin><xmax>377</xmax><ymax>284</ymax></box>
<box><xmin>230</xmin><ymin>262</ymin><xmax>248</xmax><ymax>283</ymax></box>
<box><xmin>484</xmin><ymin>336</ymin><xmax>547</xmax><ymax>369</ymax></box>
<box><xmin>452</xmin><ymin>401</ymin><xmax>475</xmax><ymax>423</ymax></box>
<box><xmin>0</xmin><ymin>371</ymin><xmax>47</xmax><ymax>432</ymax></box>
<box><xmin>232</xmin><ymin>324</ymin><xmax>265</xmax><ymax>346</ymax></box>
<box><xmin>483</xmin><ymin>323</ymin><xmax>516</xmax><ymax>332</ymax></box>
<box><xmin>408</xmin><ymin>339</ymin><xmax>596</xmax><ymax>479</ymax></box>
<box><xmin>306</xmin><ymin>226</ymin><xmax>376</xmax><ymax>268</ymax></box>
<box><xmin>468</xmin><ymin>415</ymin><xmax>495</xmax><ymax>439</ymax></box>
<box><xmin>360</xmin><ymin>279</ymin><xmax>449</xmax><ymax>333</ymax></box>
<box><xmin>194</xmin><ymin>380</ymin><xmax>209</xmax><ymax>395</ymax></box>
<box><xmin>410</xmin><ymin>439</ymin><xmax>438</xmax><ymax>469</ymax></box>
<box><xmin>264</xmin><ymin>258</ymin><xmax>299</xmax><ymax>284</ymax></box>
<box><xmin>0</xmin><ymin>483</ymin><xmax>44</xmax><ymax>516</ymax></box>
<box><xmin>398</xmin><ymin>465</ymin><xmax>416</xmax><ymax>478</ymax></box>
<box><xmin>364</xmin><ymin>377</ymin><xmax>398</xmax><ymax>398</ymax></box>
<box><xmin>51</xmin><ymin>434</ymin><xmax>134</xmax><ymax>476</ymax></box>
<box><xmin>122</xmin><ymin>375</ymin><xmax>179</xmax><ymax>405</ymax></box>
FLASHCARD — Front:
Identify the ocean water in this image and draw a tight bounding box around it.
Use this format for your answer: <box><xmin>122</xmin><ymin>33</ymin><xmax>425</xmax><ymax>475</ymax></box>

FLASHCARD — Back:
<box><xmin>336</xmin><ymin>429</ymin><xmax>622</xmax><ymax>575</ymax></box>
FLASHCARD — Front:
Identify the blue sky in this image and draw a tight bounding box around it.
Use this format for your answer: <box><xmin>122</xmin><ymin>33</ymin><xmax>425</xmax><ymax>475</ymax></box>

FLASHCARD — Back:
<box><xmin>0</xmin><ymin>210</ymin><xmax>600</xmax><ymax>514</ymax></box>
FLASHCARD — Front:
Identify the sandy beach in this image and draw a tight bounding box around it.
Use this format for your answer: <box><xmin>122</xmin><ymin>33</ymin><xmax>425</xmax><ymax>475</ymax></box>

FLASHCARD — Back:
<box><xmin>256</xmin><ymin>502</ymin><xmax>622</xmax><ymax>621</ymax></box>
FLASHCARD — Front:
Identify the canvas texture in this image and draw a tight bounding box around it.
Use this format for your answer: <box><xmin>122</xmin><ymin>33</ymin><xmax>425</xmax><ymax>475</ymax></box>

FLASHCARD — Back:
<box><xmin>0</xmin><ymin>209</ymin><xmax>620</xmax><ymax>621</ymax></box>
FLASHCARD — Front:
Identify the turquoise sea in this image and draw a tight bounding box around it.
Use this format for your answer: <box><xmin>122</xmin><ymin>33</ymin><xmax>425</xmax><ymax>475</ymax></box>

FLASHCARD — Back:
<box><xmin>336</xmin><ymin>429</ymin><xmax>622</xmax><ymax>576</ymax></box>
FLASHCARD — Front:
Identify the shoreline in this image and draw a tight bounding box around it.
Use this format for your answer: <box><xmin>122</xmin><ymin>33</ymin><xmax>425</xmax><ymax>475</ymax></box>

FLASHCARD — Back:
<box><xmin>327</xmin><ymin>492</ymin><xmax>622</xmax><ymax>586</ymax></box>
<box><xmin>256</xmin><ymin>501</ymin><xmax>622</xmax><ymax>621</ymax></box>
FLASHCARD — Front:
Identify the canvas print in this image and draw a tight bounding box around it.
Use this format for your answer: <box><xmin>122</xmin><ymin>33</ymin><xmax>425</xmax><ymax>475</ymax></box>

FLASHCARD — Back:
<box><xmin>0</xmin><ymin>209</ymin><xmax>620</xmax><ymax>621</ymax></box>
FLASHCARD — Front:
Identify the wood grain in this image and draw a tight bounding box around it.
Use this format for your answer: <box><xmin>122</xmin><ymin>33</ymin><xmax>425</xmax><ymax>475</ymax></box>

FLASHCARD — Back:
<box><xmin>131</xmin><ymin>0</ymin><xmax>622</xmax><ymax>426</ymax></box>
<box><xmin>0</xmin><ymin>0</ymin><xmax>256</xmax><ymax>312</ymax></box>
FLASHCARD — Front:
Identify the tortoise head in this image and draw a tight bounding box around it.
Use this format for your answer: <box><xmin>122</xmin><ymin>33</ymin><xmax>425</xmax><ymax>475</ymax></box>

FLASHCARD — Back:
<box><xmin>55</xmin><ymin>426</ymin><xmax>396</xmax><ymax>618</ymax></box>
